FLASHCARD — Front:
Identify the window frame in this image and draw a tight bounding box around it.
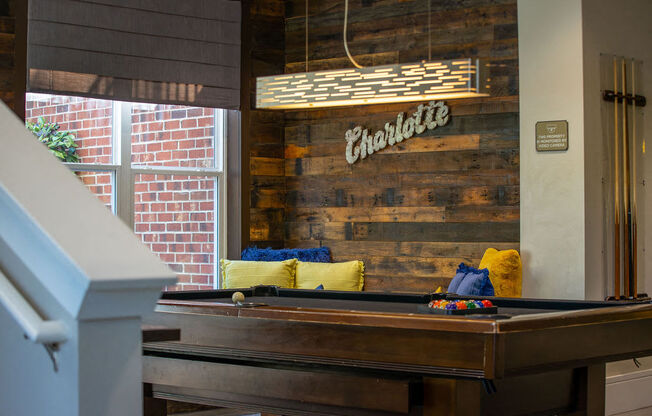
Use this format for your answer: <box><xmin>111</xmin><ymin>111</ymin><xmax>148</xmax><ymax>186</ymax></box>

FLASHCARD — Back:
<box><xmin>65</xmin><ymin>101</ymin><xmax>228</xmax><ymax>289</ymax></box>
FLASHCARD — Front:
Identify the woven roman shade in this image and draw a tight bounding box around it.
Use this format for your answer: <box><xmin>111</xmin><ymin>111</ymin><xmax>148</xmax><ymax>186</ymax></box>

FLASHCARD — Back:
<box><xmin>27</xmin><ymin>0</ymin><xmax>241</xmax><ymax>109</ymax></box>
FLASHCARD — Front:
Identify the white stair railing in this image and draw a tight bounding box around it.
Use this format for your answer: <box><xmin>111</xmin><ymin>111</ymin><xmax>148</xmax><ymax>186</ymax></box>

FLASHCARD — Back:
<box><xmin>0</xmin><ymin>267</ymin><xmax>67</xmax><ymax>370</ymax></box>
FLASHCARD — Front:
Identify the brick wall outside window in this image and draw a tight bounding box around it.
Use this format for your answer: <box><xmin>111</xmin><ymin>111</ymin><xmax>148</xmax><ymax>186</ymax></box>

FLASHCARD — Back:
<box><xmin>25</xmin><ymin>94</ymin><xmax>218</xmax><ymax>291</ymax></box>
<box><xmin>25</xmin><ymin>94</ymin><xmax>114</xmax><ymax>208</ymax></box>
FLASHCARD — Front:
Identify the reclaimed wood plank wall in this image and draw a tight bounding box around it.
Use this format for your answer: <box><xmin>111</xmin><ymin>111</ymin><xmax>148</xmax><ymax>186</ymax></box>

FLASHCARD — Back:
<box><xmin>246</xmin><ymin>0</ymin><xmax>519</xmax><ymax>292</ymax></box>
<box><xmin>282</xmin><ymin>0</ymin><xmax>519</xmax><ymax>292</ymax></box>
<box><xmin>0</xmin><ymin>0</ymin><xmax>23</xmax><ymax>118</ymax></box>
<box><xmin>245</xmin><ymin>0</ymin><xmax>287</xmax><ymax>248</ymax></box>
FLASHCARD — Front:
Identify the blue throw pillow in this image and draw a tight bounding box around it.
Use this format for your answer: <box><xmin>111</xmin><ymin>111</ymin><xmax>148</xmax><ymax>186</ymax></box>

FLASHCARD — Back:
<box><xmin>447</xmin><ymin>264</ymin><xmax>467</xmax><ymax>294</ymax></box>
<box><xmin>241</xmin><ymin>246</ymin><xmax>331</xmax><ymax>263</ymax></box>
<box><xmin>453</xmin><ymin>263</ymin><xmax>495</xmax><ymax>297</ymax></box>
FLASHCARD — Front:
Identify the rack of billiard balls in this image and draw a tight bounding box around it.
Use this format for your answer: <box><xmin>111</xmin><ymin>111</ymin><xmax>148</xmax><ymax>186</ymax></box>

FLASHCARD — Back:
<box><xmin>419</xmin><ymin>299</ymin><xmax>497</xmax><ymax>315</ymax></box>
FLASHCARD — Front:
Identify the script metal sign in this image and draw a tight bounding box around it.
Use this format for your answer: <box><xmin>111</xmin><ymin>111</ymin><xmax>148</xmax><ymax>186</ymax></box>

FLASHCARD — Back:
<box><xmin>536</xmin><ymin>120</ymin><xmax>569</xmax><ymax>151</ymax></box>
<box><xmin>345</xmin><ymin>101</ymin><xmax>450</xmax><ymax>164</ymax></box>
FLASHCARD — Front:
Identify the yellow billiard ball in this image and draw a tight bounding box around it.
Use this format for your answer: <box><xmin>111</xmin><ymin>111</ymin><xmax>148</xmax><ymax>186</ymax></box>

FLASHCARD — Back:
<box><xmin>232</xmin><ymin>291</ymin><xmax>245</xmax><ymax>305</ymax></box>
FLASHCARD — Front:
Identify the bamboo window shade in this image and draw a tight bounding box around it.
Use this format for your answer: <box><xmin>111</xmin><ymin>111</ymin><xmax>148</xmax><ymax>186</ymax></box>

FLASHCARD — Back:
<box><xmin>27</xmin><ymin>0</ymin><xmax>241</xmax><ymax>109</ymax></box>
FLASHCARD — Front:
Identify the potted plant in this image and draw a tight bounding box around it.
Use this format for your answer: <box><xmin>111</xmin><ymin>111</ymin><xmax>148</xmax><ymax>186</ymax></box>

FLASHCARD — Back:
<box><xmin>25</xmin><ymin>117</ymin><xmax>80</xmax><ymax>162</ymax></box>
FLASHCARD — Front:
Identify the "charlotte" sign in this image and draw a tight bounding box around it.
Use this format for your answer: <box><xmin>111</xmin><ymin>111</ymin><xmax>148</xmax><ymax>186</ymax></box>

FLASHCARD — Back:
<box><xmin>345</xmin><ymin>100</ymin><xmax>450</xmax><ymax>164</ymax></box>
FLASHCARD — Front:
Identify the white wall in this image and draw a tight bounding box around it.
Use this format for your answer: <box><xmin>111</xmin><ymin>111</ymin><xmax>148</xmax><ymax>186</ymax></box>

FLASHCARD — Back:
<box><xmin>582</xmin><ymin>0</ymin><xmax>652</xmax><ymax>300</ymax></box>
<box><xmin>519</xmin><ymin>0</ymin><xmax>586</xmax><ymax>299</ymax></box>
<box><xmin>519</xmin><ymin>0</ymin><xmax>652</xmax><ymax>300</ymax></box>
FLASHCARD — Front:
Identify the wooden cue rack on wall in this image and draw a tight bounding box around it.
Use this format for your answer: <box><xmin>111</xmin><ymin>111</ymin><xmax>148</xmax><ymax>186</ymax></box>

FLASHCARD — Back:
<box><xmin>603</xmin><ymin>56</ymin><xmax>647</xmax><ymax>300</ymax></box>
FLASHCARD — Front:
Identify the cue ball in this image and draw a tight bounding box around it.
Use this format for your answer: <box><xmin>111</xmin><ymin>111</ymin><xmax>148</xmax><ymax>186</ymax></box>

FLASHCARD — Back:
<box><xmin>232</xmin><ymin>291</ymin><xmax>245</xmax><ymax>304</ymax></box>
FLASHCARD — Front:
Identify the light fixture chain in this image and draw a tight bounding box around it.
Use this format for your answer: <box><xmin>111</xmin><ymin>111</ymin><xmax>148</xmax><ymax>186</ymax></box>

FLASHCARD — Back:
<box><xmin>306</xmin><ymin>0</ymin><xmax>309</xmax><ymax>72</ymax></box>
<box><xmin>428</xmin><ymin>0</ymin><xmax>432</xmax><ymax>61</ymax></box>
<box><xmin>344</xmin><ymin>0</ymin><xmax>363</xmax><ymax>69</ymax></box>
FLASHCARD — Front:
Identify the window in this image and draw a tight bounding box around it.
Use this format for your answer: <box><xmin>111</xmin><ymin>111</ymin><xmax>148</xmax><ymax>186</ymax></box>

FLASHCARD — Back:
<box><xmin>25</xmin><ymin>94</ymin><xmax>227</xmax><ymax>290</ymax></box>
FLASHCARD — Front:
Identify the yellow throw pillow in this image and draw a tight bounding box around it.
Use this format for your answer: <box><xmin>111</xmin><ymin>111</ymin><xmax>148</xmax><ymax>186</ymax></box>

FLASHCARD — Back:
<box><xmin>479</xmin><ymin>248</ymin><xmax>522</xmax><ymax>297</ymax></box>
<box><xmin>220</xmin><ymin>259</ymin><xmax>297</xmax><ymax>289</ymax></box>
<box><xmin>295</xmin><ymin>260</ymin><xmax>364</xmax><ymax>291</ymax></box>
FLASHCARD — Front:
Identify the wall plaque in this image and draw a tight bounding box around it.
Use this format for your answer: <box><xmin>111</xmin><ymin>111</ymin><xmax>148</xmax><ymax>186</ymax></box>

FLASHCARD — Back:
<box><xmin>536</xmin><ymin>120</ymin><xmax>568</xmax><ymax>151</ymax></box>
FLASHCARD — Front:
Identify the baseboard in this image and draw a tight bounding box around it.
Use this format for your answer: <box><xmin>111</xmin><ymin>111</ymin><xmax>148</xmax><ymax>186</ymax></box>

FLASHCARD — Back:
<box><xmin>606</xmin><ymin>368</ymin><xmax>652</xmax><ymax>415</ymax></box>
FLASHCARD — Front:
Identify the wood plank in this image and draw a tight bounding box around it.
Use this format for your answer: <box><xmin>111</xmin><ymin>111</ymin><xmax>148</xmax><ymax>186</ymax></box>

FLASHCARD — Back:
<box><xmin>287</xmin><ymin>240</ymin><xmax>519</xmax><ymax>259</ymax></box>
<box><xmin>250</xmin><ymin>208</ymin><xmax>284</xmax><ymax>242</ymax></box>
<box><xmin>285</xmin><ymin>0</ymin><xmax>515</xmax><ymax>28</ymax></box>
<box><xmin>284</xmin><ymin>95</ymin><xmax>519</xmax><ymax>124</ymax></box>
<box><xmin>285</xmin><ymin>134</ymin><xmax>483</xmax><ymax>159</ymax></box>
<box><xmin>286</xmin><ymin>221</ymin><xmax>519</xmax><ymax>243</ymax></box>
<box><xmin>359</xmin><ymin>255</ymin><xmax>467</xmax><ymax>278</ymax></box>
<box><xmin>286</xmin><ymin>186</ymin><xmax>519</xmax><ymax>209</ymax></box>
<box><xmin>364</xmin><ymin>276</ymin><xmax>453</xmax><ymax>293</ymax></box>
<box><xmin>285</xmin><ymin>149</ymin><xmax>519</xmax><ymax>177</ymax></box>
<box><xmin>250</xmin><ymin>157</ymin><xmax>284</xmax><ymax>176</ymax></box>
<box><xmin>285</xmin><ymin>112</ymin><xmax>519</xmax><ymax>144</ymax></box>
<box><xmin>251</xmin><ymin>188</ymin><xmax>285</xmax><ymax>209</ymax></box>
<box><xmin>286</xmin><ymin>170</ymin><xmax>519</xmax><ymax>190</ymax></box>
<box><xmin>287</xmin><ymin>206</ymin><xmax>446</xmax><ymax>223</ymax></box>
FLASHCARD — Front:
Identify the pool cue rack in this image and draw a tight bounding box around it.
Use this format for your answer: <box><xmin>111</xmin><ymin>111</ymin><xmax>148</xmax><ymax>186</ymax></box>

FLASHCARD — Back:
<box><xmin>603</xmin><ymin>56</ymin><xmax>647</xmax><ymax>301</ymax></box>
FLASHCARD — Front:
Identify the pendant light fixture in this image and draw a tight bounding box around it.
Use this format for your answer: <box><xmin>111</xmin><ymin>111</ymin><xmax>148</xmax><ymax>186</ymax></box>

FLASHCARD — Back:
<box><xmin>255</xmin><ymin>0</ymin><xmax>490</xmax><ymax>110</ymax></box>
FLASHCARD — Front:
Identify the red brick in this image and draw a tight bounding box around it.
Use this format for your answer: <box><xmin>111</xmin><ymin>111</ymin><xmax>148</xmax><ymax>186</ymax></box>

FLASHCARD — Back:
<box><xmin>151</xmin><ymin>243</ymin><xmax>166</xmax><ymax>252</ymax></box>
<box><xmin>197</xmin><ymin>117</ymin><xmax>213</xmax><ymax>127</ymax></box>
<box><xmin>188</xmin><ymin>128</ymin><xmax>206</xmax><ymax>139</ymax></box>
<box><xmin>173</xmin><ymin>192</ymin><xmax>190</xmax><ymax>201</ymax></box>
<box><xmin>171</xmin><ymin>150</ymin><xmax>188</xmax><ymax>160</ymax></box>
<box><xmin>191</xmin><ymin>275</ymin><xmax>209</xmax><ymax>284</ymax></box>
<box><xmin>156</xmin><ymin>151</ymin><xmax>172</xmax><ymax>161</ymax></box>
<box><xmin>175</xmin><ymin>233</ymin><xmax>191</xmax><ymax>243</ymax></box>
<box><xmin>151</xmin><ymin>223</ymin><xmax>165</xmax><ymax>232</ymax></box>
<box><xmin>191</xmin><ymin>213</ymin><xmax>207</xmax><ymax>222</ymax></box>
<box><xmin>171</xmin><ymin>130</ymin><xmax>187</xmax><ymax>140</ymax></box>
<box><xmin>148</xmin><ymin>122</ymin><xmax>163</xmax><ymax>131</ymax></box>
<box><xmin>159</xmin><ymin>253</ymin><xmax>175</xmax><ymax>263</ymax></box>
<box><xmin>184</xmin><ymin>264</ymin><xmax>201</xmax><ymax>274</ymax></box>
<box><xmin>165</xmin><ymin>120</ymin><xmax>180</xmax><ymax>130</ymax></box>
<box><xmin>176</xmin><ymin>275</ymin><xmax>191</xmax><ymax>283</ymax></box>
<box><xmin>178</xmin><ymin>139</ymin><xmax>196</xmax><ymax>149</ymax></box>
<box><xmin>158</xmin><ymin>192</ymin><xmax>173</xmax><ymax>201</ymax></box>
<box><xmin>167</xmin><ymin>223</ymin><xmax>182</xmax><ymax>232</ymax></box>
<box><xmin>150</xmin><ymin>203</ymin><xmax>166</xmax><ymax>212</ymax></box>
<box><xmin>162</xmin><ymin>140</ymin><xmax>179</xmax><ymax>150</ymax></box>
<box><xmin>187</xmin><ymin>108</ymin><xmax>203</xmax><ymax>117</ymax></box>
<box><xmin>147</xmin><ymin>142</ymin><xmax>162</xmax><ymax>153</ymax></box>
<box><xmin>157</xmin><ymin>213</ymin><xmax>173</xmax><ymax>222</ymax></box>
<box><xmin>188</xmin><ymin>149</ymin><xmax>205</xmax><ymax>159</ymax></box>
<box><xmin>181</xmin><ymin>119</ymin><xmax>197</xmax><ymax>128</ymax></box>
<box><xmin>176</xmin><ymin>254</ymin><xmax>191</xmax><ymax>263</ymax></box>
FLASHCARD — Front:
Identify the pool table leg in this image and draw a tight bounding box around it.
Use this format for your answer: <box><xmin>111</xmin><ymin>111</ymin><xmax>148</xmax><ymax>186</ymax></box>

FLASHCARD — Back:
<box><xmin>578</xmin><ymin>364</ymin><xmax>606</xmax><ymax>416</ymax></box>
<box><xmin>144</xmin><ymin>383</ymin><xmax>167</xmax><ymax>416</ymax></box>
<box><xmin>422</xmin><ymin>364</ymin><xmax>606</xmax><ymax>416</ymax></box>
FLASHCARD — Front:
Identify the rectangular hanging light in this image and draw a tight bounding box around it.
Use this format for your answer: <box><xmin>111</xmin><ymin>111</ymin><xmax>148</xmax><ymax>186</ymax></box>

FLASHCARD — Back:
<box><xmin>256</xmin><ymin>58</ymin><xmax>490</xmax><ymax>110</ymax></box>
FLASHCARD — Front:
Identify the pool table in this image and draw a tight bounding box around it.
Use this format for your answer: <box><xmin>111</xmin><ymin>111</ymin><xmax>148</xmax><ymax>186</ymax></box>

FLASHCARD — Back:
<box><xmin>142</xmin><ymin>286</ymin><xmax>652</xmax><ymax>416</ymax></box>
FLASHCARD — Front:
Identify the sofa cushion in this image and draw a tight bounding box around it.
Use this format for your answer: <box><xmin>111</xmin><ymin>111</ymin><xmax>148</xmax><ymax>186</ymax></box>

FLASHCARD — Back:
<box><xmin>220</xmin><ymin>259</ymin><xmax>297</xmax><ymax>289</ymax></box>
<box><xmin>241</xmin><ymin>246</ymin><xmax>331</xmax><ymax>262</ymax></box>
<box><xmin>295</xmin><ymin>260</ymin><xmax>364</xmax><ymax>291</ymax></box>
<box><xmin>479</xmin><ymin>248</ymin><xmax>522</xmax><ymax>297</ymax></box>
<box><xmin>454</xmin><ymin>263</ymin><xmax>494</xmax><ymax>297</ymax></box>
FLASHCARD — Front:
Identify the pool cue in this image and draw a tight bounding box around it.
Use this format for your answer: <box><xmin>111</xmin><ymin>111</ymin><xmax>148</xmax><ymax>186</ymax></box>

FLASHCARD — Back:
<box><xmin>621</xmin><ymin>58</ymin><xmax>631</xmax><ymax>298</ymax></box>
<box><xmin>631</xmin><ymin>59</ymin><xmax>638</xmax><ymax>298</ymax></box>
<box><xmin>613</xmin><ymin>57</ymin><xmax>621</xmax><ymax>300</ymax></box>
